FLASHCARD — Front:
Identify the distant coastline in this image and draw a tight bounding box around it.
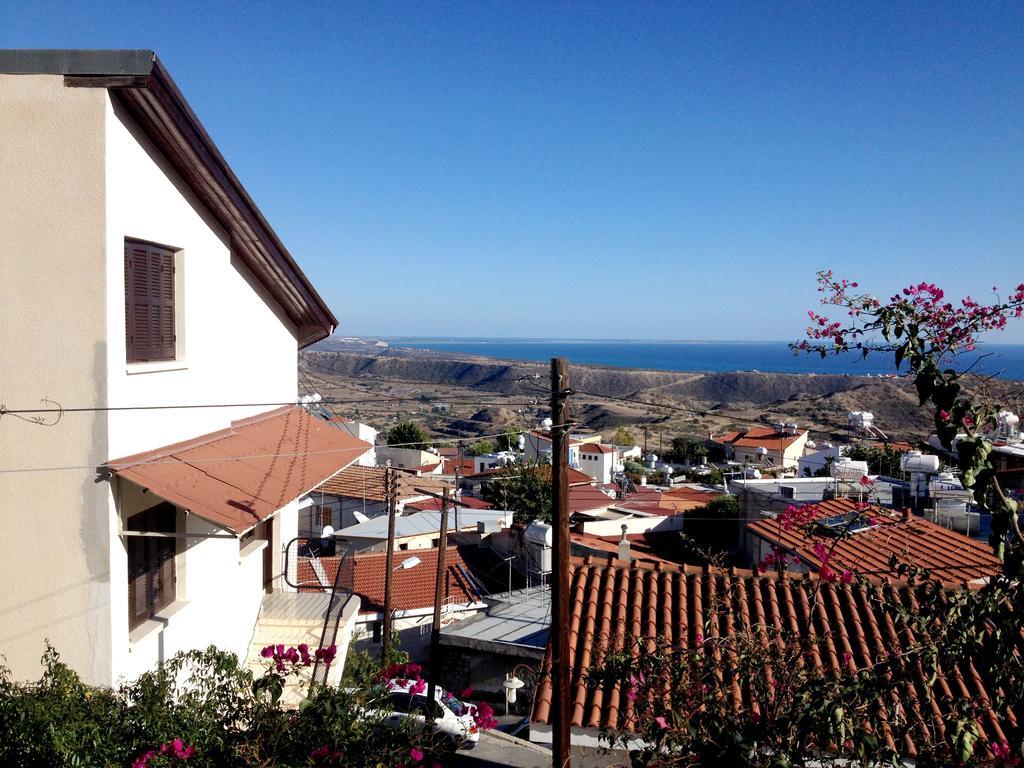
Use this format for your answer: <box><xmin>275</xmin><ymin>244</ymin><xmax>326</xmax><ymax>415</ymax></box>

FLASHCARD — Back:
<box><xmin>376</xmin><ymin>337</ymin><xmax>1024</xmax><ymax>381</ymax></box>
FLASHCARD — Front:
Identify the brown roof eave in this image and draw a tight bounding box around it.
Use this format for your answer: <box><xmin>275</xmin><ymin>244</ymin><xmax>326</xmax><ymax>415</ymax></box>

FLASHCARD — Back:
<box><xmin>53</xmin><ymin>52</ymin><xmax>336</xmax><ymax>346</ymax></box>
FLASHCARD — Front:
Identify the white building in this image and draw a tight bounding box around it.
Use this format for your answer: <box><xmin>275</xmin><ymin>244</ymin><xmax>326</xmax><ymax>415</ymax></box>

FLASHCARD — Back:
<box><xmin>524</xmin><ymin>429</ymin><xmax>599</xmax><ymax>469</ymax></box>
<box><xmin>797</xmin><ymin>443</ymin><xmax>844</xmax><ymax>476</ymax></box>
<box><xmin>472</xmin><ymin>451</ymin><xmax>516</xmax><ymax>474</ymax></box>
<box><xmin>330</xmin><ymin>417</ymin><xmax>378</xmax><ymax>467</ymax></box>
<box><xmin>0</xmin><ymin>50</ymin><xmax>367</xmax><ymax>685</ymax></box>
<box><xmin>576</xmin><ymin>443</ymin><xmax>618</xmax><ymax>484</ymax></box>
<box><xmin>712</xmin><ymin>424</ymin><xmax>809</xmax><ymax>470</ymax></box>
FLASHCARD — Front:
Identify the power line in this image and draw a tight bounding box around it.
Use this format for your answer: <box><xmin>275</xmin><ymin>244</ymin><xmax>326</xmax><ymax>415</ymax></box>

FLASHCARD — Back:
<box><xmin>0</xmin><ymin>426</ymin><xmax>537</xmax><ymax>475</ymax></box>
<box><xmin>0</xmin><ymin>395</ymin><xmax>541</xmax><ymax>416</ymax></box>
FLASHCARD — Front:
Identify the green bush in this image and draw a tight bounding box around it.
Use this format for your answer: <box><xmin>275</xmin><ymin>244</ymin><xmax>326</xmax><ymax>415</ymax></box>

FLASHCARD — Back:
<box><xmin>0</xmin><ymin>644</ymin><xmax>439</xmax><ymax>768</ymax></box>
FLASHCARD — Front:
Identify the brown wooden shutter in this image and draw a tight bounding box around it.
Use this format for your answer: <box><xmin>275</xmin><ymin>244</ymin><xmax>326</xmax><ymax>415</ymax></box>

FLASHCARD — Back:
<box><xmin>125</xmin><ymin>239</ymin><xmax>176</xmax><ymax>363</ymax></box>
<box><xmin>126</xmin><ymin>503</ymin><xmax>178</xmax><ymax>629</ymax></box>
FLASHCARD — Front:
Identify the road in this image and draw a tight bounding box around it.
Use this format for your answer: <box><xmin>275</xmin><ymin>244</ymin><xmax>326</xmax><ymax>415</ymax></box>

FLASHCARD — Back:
<box><xmin>449</xmin><ymin>730</ymin><xmax>627</xmax><ymax>768</ymax></box>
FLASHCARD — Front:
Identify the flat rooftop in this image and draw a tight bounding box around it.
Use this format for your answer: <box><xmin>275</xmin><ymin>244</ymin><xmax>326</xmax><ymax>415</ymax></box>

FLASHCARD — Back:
<box><xmin>440</xmin><ymin>586</ymin><xmax>551</xmax><ymax>656</ymax></box>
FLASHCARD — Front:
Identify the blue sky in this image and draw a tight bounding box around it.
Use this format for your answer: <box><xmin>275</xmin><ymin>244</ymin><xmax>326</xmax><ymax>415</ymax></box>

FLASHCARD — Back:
<box><xmin>6</xmin><ymin>2</ymin><xmax>1023</xmax><ymax>341</ymax></box>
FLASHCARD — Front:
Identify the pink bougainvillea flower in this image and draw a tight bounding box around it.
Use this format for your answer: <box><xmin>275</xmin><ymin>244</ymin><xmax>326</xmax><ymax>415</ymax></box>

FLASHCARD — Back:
<box><xmin>858</xmin><ymin>475</ymin><xmax>873</xmax><ymax>487</ymax></box>
<box><xmin>409</xmin><ymin>747</ymin><xmax>424</xmax><ymax>762</ymax></box>
<box><xmin>654</xmin><ymin>715</ymin><xmax>669</xmax><ymax>730</ymax></box>
<box><xmin>460</xmin><ymin>686</ymin><xmax>474</xmax><ymax>698</ymax></box>
<box><xmin>842</xmin><ymin>650</ymin><xmax>853</xmax><ymax>665</ymax></box>
<box><xmin>812</xmin><ymin>542</ymin><xmax>829</xmax><ymax>563</ymax></box>
<box><xmin>819</xmin><ymin>564</ymin><xmax>837</xmax><ymax>582</ymax></box>
<box><xmin>840</xmin><ymin>570</ymin><xmax>854</xmax><ymax>584</ymax></box>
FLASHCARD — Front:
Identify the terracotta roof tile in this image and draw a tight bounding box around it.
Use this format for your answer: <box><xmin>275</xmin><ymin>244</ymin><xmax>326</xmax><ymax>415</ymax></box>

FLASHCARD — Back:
<box><xmin>314</xmin><ymin>464</ymin><xmax>451</xmax><ymax>503</ymax></box>
<box><xmin>569</xmin><ymin>486</ymin><xmax>616</xmax><ymax>514</ymax></box>
<box><xmin>108</xmin><ymin>406</ymin><xmax>371</xmax><ymax>534</ymax></box>
<box><xmin>571</xmin><ymin>532</ymin><xmax>677</xmax><ymax>566</ymax></box>
<box><xmin>299</xmin><ymin>547</ymin><xmax>481</xmax><ymax>614</ymax></box>
<box><xmin>713</xmin><ymin>426</ymin><xmax>806</xmax><ymax>451</ymax></box>
<box><xmin>748</xmin><ymin>498</ymin><xmax>1001</xmax><ymax>584</ymax></box>
<box><xmin>467</xmin><ymin>465</ymin><xmax>593</xmax><ymax>486</ymax></box>
<box><xmin>403</xmin><ymin>496</ymin><xmax>492</xmax><ymax>512</ymax></box>
<box><xmin>441</xmin><ymin>458</ymin><xmax>475</xmax><ymax>476</ymax></box>
<box><xmin>531</xmin><ymin>557</ymin><xmax>1020</xmax><ymax>755</ymax></box>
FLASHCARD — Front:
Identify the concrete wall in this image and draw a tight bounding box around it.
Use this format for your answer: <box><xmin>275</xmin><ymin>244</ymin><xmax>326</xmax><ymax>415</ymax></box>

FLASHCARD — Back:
<box><xmin>0</xmin><ymin>74</ymin><xmax>113</xmax><ymax>684</ymax></box>
<box><xmin>375</xmin><ymin>446</ymin><xmax>438</xmax><ymax>470</ymax></box>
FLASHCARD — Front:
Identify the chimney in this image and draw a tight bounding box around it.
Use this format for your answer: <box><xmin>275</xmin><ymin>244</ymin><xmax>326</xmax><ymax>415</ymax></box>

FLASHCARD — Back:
<box><xmin>902</xmin><ymin>507</ymin><xmax>912</xmax><ymax>522</ymax></box>
<box><xmin>617</xmin><ymin>524</ymin><xmax>631</xmax><ymax>563</ymax></box>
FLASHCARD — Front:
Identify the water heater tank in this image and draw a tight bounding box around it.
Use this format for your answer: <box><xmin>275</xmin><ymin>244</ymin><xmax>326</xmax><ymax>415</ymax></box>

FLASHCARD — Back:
<box><xmin>901</xmin><ymin>452</ymin><xmax>940</xmax><ymax>473</ymax></box>
<box><xmin>832</xmin><ymin>459</ymin><xmax>870</xmax><ymax>480</ymax></box>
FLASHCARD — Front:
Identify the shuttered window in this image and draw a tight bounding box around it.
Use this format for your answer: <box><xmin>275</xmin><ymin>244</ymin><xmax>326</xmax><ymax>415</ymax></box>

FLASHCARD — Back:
<box><xmin>124</xmin><ymin>239</ymin><xmax>176</xmax><ymax>363</ymax></box>
<box><xmin>127</xmin><ymin>502</ymin><xmax>177</xmax><ymax>630</ymax></box>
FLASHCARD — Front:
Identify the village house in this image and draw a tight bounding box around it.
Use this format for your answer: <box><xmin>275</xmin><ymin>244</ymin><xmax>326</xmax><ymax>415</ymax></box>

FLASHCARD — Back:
<box><xmin>325</xmin><ymin>416</ymin><xmax>378</xmax><ymax>467</ymax></box>
<box><xmin>746</xmin><ymin>497</ymin><xmax>1001</xmax><ymax>584</ymax></box>
<box><xmin>299</xmin><ymin>547</ymin><xmax>489</xmax><ymax>661</ymax></box>
<box><xmin>575</xmin><ymin>442</ymin><xmax>619</xmax><ymax>484</ymax></box>
<box><xmin>334</xmin><ymin>508</ymin><xmax>511</xmax><ymax>552</ymax></box>
<box><xmin>0</xmin><ymin>49</ymin><xmax>368</xmax><ymax>685</ymax></box>
<box><xmin>300</xmin><ymin>464</ymin><xmax>453</xmax><ymax>534</ymax></box>
<box><xmin>711</xmin><ymin>423</ymin><xmax>809</xmax><ymax>470</ymax></box>
<box><xmin>374</xmin><ymin>445</ymin><xmax>443</xmax><ymax>473</ymax></box>
<box><xmin>523</xmin><ymin>428</ymin><xmax>601</xmax><ymax>468</ymax></box>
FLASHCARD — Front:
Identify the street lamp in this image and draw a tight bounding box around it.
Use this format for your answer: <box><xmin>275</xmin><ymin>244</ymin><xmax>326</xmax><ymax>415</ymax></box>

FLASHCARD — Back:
<box><xmin>381</xmin><ymin>555</ymin><xmax>421</xmax><ymax>657</ymax></box>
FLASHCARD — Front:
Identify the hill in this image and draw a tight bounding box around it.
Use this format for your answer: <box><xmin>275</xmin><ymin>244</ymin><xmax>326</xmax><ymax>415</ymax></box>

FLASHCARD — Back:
<box><xmin>299</xmin><ymin>344</ymin><xmax>978</xmax><ymax>444</ymax></box>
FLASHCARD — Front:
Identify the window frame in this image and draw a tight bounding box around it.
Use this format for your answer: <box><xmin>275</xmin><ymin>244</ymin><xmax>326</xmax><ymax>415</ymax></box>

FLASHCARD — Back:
<box><xmin>124</xmin><ymin>237</ymin><xmax>180</xmax><ymax>364</ymax></box>
<box><xmin>126</xmin><ymin>502</ymin><xmax>178</xmax><ymax>630</ymax></box>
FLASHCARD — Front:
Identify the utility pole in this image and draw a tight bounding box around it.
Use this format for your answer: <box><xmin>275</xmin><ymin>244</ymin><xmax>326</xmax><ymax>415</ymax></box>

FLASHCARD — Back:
<box><xmin>427</xmin><ymin>487</ymin><xmax>450</xmax><ymax>704</ymax></box>
<box><xmin>550</xmin><ymin>357</ymin><xmax>572</xmax><ymax>768</ymax></box>
<box><xmin>381</xmin><ymin>461</ymin><xmax>398</xmax><ymax>662</ymax></box>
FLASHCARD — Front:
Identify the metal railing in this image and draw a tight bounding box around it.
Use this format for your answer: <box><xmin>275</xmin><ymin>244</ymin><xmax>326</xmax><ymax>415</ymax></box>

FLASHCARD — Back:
<box><xmin>282</xmin><ymin>537</ymin><xmax>355</xmax><ymax>690</ymax></box>
<box><xmin>309</xmin><ymin>544</ymin><xmax>355</xmax><ymax>689</ymax></box>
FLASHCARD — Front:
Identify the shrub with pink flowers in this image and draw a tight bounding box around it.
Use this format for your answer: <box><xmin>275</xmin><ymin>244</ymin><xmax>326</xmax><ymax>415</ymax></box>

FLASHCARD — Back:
<box><xmin>592</xmin><ymin>274</ymin><xmax>1024</xmax><ymax>766</ymax></box>
<box><xmin>0</xmin><ymin>643</ymin><xmax>442</xmax><ymax>768</ymax></box>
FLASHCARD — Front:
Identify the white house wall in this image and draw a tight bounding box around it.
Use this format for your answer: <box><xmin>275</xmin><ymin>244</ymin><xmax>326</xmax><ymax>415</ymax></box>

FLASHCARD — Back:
<box><xmin>102</xmin><ymin>95</ymin><xmax>303</xmax><ymax>682</ymax></box>
<box><xmin>103</xmin><ymin>95</ymin><xmax>299</xmax><ymax>458</ymax></box>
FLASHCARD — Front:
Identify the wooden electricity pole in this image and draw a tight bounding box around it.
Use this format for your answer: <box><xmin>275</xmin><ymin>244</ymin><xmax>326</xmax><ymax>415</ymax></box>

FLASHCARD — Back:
<box><xmin>427</xmin><ymin>487</ymin><xmax>451</xmax><ymax>704</ymax></box>
<box><xmin>381</xmin><ymin>461</ymin><xmax>398</xmax><ymax>662</ymax></box>
<box><xmin>550</xmin><ymin>357</ymin><xmax>572</xmax><ymax>768</ymax></box>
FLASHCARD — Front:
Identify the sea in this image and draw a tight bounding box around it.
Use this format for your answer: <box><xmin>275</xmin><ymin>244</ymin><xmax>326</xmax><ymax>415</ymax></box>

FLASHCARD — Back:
<box><xmin>386</xmin><ymin>338</ymin><xmax>1024</xmax><ymax>381</ymax></box>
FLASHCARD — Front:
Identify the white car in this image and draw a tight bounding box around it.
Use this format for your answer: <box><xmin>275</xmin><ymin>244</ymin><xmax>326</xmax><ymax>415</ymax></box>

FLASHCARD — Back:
<box><xmin>372</xmin><ymin>678</ymin><xmax>480</xmax><ymax>750</ymax></box>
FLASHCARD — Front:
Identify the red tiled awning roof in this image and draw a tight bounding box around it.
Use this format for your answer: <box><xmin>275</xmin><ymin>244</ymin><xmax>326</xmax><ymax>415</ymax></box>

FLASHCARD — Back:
<box><xmin>531</xmin><ymin>558</ymin><xmax>1020</xmax><ymax>755</ymax></box>
<box><xmin>747</xmin><ymin>498</ymin><xmax>1001</xmax><ymax>584</ymax></box>
<box><xmin>107</xmin><ymin>406</ymin><xmax>371</xmax><ymax>534</ymax></box>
